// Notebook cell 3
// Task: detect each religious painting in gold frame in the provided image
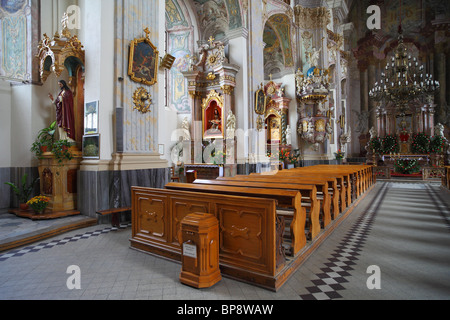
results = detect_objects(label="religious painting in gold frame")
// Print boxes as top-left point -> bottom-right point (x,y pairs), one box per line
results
128,28 -> 159,86
255,87 -> 267,115
202,90 -> 224,139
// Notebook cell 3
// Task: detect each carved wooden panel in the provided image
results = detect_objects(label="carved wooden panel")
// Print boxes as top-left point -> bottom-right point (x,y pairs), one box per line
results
171,197 -> 211,244
218,206 -> 263,260
42,168 -> 53,195
136,195 -> 167,240
67,169 -> 77,194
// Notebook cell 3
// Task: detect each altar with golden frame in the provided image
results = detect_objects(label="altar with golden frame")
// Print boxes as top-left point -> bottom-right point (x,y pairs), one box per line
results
181,37 -> 239,177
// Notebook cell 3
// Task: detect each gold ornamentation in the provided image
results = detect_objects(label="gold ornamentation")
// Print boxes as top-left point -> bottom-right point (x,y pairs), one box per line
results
128,28 -> 159,86
202,90 -> 224,110
315,119 -> 326,132
302,120 -> 309,133
256,115 -> 264,132
133,87 -> 152,114
36,17 -> 85,83
206,72 -> 216,81
294,6 -> 331,30
221,85 -> 234,95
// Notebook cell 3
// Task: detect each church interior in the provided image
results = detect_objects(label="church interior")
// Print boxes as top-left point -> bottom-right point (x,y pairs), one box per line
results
0,0 -> 449,301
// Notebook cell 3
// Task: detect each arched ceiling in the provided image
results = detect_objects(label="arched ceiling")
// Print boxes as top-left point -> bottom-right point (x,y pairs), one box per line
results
263,14 -> 294,76
166,0 -> 243,38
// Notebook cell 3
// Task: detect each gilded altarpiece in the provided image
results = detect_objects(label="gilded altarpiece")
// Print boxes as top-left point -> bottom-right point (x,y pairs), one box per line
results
33,16 -> 85,218
182,38 -> 240,176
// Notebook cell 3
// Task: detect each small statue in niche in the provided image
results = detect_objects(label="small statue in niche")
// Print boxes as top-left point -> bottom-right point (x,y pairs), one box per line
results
209,108 -> 222,132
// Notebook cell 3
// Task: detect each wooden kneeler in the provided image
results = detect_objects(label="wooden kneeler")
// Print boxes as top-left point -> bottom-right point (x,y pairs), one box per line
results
179,213 -> 222,289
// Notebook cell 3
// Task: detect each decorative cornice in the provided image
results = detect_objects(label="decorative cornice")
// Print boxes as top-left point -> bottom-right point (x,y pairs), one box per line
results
294,5 -> 331,30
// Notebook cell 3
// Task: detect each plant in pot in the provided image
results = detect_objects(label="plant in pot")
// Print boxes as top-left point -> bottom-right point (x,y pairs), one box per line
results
4,174 -> 40,211
31,121 -> 57,158
27,195 -> 51,215
52,139 -> 74,164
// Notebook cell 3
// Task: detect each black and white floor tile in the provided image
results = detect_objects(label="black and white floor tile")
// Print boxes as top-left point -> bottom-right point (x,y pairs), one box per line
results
299,183 -> 390,300
0,224 -> 131,262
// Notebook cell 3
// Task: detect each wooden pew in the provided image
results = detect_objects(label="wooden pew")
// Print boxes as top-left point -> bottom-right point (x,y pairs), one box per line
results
248,170 -> 348,212
287,165 -> 371,206
251,173 -> 340,219
130,187 -> 285,291
444,166 -> 450,190
193,177 -> 332,232
294,167 -> 353,207
165,182 -> 313,255
211,175 -> 334,224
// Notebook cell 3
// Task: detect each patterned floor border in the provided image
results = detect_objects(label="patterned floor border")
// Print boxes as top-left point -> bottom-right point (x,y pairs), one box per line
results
299,182 -> 390,300
0,224 -> 132,262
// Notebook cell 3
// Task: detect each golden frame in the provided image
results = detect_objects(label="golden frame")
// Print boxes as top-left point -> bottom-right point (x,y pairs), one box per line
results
255,87 -> 267,115
202,90 -> 225,139
128,28 -> 159,86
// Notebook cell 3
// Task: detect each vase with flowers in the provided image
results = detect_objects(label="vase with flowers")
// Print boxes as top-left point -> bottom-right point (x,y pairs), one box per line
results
27,195 -> 51,215
334,149 -> 345,162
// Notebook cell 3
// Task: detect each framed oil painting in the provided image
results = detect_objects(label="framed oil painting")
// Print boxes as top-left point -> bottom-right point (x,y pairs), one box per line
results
82,134 -> 100,159
128,28 -> 159,86
84,101 -> 99,135
255,87 -> 267,115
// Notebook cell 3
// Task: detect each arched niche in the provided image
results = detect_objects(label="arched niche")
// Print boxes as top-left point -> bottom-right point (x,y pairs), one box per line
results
36,29 -> 85,149
202,90 -> 224,140
265,106 -> 282,145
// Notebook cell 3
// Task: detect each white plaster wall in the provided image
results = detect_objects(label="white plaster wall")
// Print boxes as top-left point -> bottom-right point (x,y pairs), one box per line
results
158,0 -> 179,165
80,0 -> 115,160
0,80 -> 11,168
229,34 -> 250,163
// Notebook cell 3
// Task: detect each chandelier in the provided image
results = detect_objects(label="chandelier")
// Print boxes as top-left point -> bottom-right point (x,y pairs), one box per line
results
369,25 -> 440,116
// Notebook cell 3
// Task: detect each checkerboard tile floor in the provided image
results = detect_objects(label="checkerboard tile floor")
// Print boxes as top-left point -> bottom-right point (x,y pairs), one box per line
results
1,182 -> 449,300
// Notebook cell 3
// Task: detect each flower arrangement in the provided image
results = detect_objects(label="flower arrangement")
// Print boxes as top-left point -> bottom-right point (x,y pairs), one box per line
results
411,133 -> 430,154
382,134 -> 399,154
27,195 -> 50,214
279,149 -> 290,161
334,149 -> 345,160
369,137 -> 383,155
394,159 -> 420,175
429,135 -> 447,154
288,152 -> 299,165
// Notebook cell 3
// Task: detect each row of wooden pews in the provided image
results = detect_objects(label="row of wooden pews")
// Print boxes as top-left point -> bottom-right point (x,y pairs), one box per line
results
130,164 -> 374,291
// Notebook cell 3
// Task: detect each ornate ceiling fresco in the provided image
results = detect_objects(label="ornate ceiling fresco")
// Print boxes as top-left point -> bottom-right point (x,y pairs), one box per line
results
166,0 -> 243,37
263,14 -> 293,76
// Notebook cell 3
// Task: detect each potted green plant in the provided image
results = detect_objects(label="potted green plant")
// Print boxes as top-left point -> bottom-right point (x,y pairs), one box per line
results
30,121 -> 57,158
52,139 -> 74,164
4,174 -> 40,211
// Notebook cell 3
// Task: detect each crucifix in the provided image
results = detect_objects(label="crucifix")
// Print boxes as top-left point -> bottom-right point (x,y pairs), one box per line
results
144,27 -> 151,39
208,36 -> 215,47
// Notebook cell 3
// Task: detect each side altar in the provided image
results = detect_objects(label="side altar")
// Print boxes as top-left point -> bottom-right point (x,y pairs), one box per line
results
9,13 -> 86,220
175,37 -> 240,178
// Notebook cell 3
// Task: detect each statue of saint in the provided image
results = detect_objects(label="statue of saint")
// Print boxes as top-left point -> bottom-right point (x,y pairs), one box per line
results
307,47 -> 322,67
226,110 -> 236,139
48,80 -> 76,142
